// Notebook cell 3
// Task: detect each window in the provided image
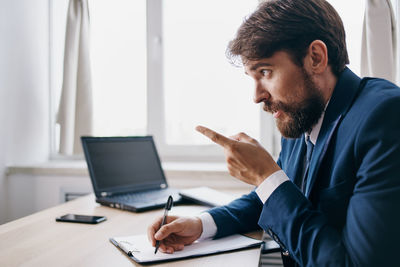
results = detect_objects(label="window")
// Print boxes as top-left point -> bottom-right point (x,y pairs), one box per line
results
163,0 -> 259,146
89,0 -> 147,137
50,0 -> 371,161
50,0 -> 261,161
50,0 -> 147,154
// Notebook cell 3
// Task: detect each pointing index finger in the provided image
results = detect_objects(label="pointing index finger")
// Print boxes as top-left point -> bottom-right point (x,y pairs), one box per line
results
195,125 -> 233,148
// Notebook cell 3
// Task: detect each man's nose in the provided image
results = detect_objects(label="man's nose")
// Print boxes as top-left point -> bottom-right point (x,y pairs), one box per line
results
253,81 -> 270,104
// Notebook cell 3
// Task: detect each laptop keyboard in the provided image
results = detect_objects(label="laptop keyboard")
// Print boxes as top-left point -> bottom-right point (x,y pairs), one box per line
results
110,189 -> 180,204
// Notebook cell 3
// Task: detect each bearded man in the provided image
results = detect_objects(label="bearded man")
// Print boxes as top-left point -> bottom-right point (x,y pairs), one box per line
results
148,1 -> 400,266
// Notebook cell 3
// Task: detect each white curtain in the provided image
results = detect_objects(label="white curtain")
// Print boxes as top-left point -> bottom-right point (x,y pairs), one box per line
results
361,0 -> 397,83
57,0 -> 93,155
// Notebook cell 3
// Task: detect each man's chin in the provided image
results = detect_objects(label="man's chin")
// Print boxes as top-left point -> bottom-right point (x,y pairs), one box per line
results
276,120 -> 304,139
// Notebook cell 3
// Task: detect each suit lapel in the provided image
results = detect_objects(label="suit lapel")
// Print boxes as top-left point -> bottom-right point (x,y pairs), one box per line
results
304,115 -> 342,196
304,68 -> 362,197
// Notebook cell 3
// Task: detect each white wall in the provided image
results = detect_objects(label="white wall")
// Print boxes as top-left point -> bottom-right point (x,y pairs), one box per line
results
0,0 -> 50,224
6,172 -> 92,222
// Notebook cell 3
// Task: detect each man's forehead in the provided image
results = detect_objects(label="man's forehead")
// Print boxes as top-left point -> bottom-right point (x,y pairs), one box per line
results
243,51 -> 294,71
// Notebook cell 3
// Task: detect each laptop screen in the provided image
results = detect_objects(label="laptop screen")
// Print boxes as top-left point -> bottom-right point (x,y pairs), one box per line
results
82,136 -> 167,196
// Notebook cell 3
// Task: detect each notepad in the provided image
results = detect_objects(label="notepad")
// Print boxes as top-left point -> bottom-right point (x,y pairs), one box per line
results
110,234 -> 263,264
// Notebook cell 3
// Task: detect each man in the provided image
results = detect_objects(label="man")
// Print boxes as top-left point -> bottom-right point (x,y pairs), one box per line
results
148,0 -> 400,266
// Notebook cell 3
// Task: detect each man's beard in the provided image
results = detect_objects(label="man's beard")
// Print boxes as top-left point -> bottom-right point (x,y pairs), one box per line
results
263,70 -> 325,139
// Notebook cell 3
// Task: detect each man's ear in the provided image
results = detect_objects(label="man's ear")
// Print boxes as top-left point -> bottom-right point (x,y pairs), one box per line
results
304,40 -> 328,74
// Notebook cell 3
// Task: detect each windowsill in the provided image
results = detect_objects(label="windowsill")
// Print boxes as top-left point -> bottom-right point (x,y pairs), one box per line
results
5,160 -> 228,177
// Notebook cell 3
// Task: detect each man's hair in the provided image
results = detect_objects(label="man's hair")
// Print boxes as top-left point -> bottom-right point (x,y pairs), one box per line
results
227,0 -> 349,76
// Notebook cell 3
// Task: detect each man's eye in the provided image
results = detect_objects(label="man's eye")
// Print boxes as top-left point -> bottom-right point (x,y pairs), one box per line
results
261,70 -> 271,76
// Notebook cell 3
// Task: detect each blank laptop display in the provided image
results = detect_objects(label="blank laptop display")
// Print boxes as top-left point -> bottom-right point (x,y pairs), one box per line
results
81,136 -> 182,212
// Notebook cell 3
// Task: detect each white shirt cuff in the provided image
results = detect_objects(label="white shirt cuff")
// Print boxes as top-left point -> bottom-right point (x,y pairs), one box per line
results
196,212 -> 217,240
256,170 -> 289,203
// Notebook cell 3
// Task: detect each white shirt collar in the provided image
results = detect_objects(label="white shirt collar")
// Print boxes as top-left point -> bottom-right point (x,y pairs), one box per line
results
305,112 -> 324,145
305,100 -> 330,145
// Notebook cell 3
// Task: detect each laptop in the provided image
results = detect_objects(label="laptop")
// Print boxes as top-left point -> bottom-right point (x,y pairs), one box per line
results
81,136 -> 182,212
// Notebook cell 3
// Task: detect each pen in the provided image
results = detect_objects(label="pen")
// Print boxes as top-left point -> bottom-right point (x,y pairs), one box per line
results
154,195 -> 173,254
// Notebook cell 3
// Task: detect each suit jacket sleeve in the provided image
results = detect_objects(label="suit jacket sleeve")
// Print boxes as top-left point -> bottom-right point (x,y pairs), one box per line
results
259,97 -> 400,266
207,154 -> 283,238
207,190 -> 262,238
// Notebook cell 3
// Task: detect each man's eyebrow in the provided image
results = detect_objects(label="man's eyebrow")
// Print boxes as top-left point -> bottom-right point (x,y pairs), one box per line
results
249,62 -> 273,71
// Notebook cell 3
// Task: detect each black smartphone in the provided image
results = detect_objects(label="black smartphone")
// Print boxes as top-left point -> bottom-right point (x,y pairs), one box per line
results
55,214 -> 106,224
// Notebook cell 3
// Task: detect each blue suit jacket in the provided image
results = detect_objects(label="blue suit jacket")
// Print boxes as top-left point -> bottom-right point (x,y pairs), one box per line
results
208,68 -> 400,266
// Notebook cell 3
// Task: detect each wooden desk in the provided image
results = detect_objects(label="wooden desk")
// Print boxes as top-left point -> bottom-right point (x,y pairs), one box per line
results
0,194 -> 262,267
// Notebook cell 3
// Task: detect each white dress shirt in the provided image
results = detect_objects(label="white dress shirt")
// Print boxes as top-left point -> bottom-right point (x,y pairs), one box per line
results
197,111 -> 326,240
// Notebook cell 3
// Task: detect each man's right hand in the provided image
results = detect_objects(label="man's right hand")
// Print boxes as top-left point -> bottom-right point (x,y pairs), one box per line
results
147,215 -> 203,254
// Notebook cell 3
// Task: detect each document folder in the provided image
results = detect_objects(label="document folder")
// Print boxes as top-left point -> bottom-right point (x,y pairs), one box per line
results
110,234 -> 263,264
